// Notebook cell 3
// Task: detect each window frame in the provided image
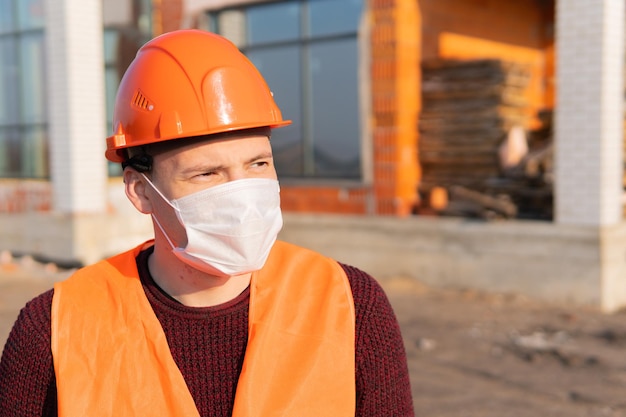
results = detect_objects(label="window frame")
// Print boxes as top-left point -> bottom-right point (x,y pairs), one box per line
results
206,0 -> 368,184
0,0 -> 47,179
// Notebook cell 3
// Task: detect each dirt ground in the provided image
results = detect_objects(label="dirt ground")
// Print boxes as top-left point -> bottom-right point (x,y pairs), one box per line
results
381,277 -> 626,417
3,256 -> 626,417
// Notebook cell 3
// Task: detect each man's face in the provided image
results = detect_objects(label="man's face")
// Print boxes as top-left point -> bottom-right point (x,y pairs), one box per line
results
149,133 -> 277,200
136,133 -> 277,249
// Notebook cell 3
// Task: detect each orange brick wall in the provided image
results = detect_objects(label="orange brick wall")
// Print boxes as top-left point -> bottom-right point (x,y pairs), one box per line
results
0,180 -> 51,212
280,186 -> 371,214
420,0 -> 555,128
421,0 -> 553,59
370,0 -> 421,215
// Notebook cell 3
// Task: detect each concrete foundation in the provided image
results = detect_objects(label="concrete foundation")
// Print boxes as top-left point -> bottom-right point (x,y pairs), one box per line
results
280,214 -> 626,313
0,182 -> 152,267
2,210 -> 626,312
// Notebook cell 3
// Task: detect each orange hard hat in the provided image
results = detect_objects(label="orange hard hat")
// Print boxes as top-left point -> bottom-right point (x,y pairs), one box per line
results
105,29 -> 291,162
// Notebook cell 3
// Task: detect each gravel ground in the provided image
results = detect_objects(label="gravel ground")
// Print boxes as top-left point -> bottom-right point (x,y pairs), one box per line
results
3,254 -> 626,416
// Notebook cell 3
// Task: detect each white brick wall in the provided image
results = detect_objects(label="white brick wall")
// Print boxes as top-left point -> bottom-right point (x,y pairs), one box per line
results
555,0 -> 625,226
45,0 -> 108,214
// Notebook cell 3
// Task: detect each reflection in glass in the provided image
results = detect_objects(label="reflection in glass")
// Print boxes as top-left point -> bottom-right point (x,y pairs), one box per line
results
0,38 -> 18,125
248,46 -> 303,177
0,0 -> 15,33
0,128 -> 18,176
0,126 -> 47,178
247,2 -> 300,45
104,29 -> 120,135
309,39 -> 360,178
308,0 -> 362,37
18,0 -> 44,30
19,33 -> 45,124
21,126 -> 47,178
103,30 -> 119,64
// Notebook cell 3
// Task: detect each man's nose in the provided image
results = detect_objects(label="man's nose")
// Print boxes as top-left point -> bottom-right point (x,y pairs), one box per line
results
226,168 -> 248,182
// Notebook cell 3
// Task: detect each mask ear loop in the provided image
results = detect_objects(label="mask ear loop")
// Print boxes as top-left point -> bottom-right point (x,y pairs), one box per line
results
150,212 -> 180,251
140,173 -> 184,251
140,173 -> 178,211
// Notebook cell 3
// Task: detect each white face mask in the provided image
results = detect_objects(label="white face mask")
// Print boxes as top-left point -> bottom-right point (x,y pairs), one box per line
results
142,175 -> 283,277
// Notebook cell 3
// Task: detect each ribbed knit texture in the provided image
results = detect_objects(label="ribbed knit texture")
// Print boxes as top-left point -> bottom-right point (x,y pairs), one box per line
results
0,248 -> 414,416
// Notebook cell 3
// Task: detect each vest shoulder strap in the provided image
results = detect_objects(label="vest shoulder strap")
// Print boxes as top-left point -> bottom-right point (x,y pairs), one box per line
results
235,240 -> 355,417
51,242 -> 200,417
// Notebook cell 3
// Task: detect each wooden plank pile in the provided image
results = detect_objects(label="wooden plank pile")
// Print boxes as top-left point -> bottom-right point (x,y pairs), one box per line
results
419,59 -> 530,187
417,59 -> 554,220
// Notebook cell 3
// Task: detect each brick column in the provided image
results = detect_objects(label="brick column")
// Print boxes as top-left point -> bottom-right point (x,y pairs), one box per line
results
369,0 -> 420,216
554,0 -> 624,225
45,0 -> 107,214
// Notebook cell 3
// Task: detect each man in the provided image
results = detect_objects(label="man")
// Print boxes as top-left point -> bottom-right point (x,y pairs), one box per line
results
0,30 -> 414,416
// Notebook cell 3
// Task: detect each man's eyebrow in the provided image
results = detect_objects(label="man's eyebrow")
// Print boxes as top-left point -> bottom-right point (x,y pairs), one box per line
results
179,152 -> 274,175
180,163 -> 225,175
246,151 -> 273,164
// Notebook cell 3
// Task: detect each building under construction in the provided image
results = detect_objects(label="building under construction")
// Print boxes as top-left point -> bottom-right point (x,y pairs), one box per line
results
2,0 -> 626,311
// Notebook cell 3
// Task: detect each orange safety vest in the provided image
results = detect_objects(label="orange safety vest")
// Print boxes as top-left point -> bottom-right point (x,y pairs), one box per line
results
51,240 -> 355,416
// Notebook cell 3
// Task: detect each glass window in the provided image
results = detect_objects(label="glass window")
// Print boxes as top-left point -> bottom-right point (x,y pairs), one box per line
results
248,46 -> 303,177
247,2 -> 300,45
309,39 -> 360,178
137,0 -> 153,35
17,0 -> 44,30
104,28 -> 123,177
105,69 -> 118,130
103,29 -> 119,64
0,127 -> 19,176
0,0 -> 46,179
0,37 -> 19,125
19,33 -> 45,124
20,126 -> 47,177
106,63 -> 123,177
308,0 -> 362,37
0,126 -> 46,178
213,0 -> 363,180
104,29 -> 120,134
0,0 -> 15,33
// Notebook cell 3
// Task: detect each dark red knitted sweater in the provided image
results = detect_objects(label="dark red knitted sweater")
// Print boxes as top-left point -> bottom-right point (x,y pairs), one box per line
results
0,248 -> 414,416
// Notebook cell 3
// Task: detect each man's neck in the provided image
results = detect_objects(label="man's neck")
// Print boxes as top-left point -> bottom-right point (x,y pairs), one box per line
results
147,243 -> 252,307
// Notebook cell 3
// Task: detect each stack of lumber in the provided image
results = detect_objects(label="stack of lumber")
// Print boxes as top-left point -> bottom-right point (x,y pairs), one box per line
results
419,59 -> 531,188
417,59 -> 555,220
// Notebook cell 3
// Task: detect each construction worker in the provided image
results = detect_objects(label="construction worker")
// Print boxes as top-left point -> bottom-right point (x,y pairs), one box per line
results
0,30 -> 414,416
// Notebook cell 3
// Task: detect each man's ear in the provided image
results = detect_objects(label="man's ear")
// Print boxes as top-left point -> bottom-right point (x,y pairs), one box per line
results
124,168 -> 153,214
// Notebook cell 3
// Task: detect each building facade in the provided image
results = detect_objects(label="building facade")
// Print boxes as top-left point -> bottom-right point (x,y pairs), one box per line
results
2,0 -> 626,310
